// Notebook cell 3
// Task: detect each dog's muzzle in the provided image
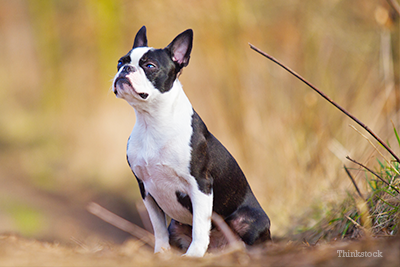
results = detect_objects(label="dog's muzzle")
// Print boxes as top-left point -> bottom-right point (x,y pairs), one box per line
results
114,66 -> 149,100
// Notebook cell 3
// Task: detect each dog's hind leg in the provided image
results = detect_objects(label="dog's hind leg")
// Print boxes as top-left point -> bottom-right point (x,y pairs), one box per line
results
226,205 -> 271,246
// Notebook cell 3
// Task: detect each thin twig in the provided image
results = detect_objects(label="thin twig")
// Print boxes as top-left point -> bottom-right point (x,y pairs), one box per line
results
387,0 -> 400,16
211,212 -> 244,251
346,156 -> 400,194
344,165 -> 364,199
249,43 -> 400,163
87,202 -> 155,248
345,215 -> 363,229
344,214 -> 371,237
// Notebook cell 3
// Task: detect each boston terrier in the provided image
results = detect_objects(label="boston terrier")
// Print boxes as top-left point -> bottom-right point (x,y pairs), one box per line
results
113,26 -> 271,257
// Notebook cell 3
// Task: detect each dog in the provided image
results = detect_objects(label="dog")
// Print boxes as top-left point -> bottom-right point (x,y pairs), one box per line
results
113,26 -> 271,257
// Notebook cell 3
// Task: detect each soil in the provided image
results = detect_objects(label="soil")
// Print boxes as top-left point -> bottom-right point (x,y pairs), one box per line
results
1,234 -> 398,266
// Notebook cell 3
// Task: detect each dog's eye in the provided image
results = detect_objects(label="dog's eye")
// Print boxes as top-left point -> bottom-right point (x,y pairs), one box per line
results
145,63 -> 156,69
117,61 -> 123,70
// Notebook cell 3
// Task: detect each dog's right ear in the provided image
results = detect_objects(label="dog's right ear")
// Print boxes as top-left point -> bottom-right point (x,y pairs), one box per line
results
132,26 -> 148,48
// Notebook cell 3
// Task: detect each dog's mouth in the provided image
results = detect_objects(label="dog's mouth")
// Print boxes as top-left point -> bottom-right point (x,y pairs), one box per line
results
114,77 -> 149,100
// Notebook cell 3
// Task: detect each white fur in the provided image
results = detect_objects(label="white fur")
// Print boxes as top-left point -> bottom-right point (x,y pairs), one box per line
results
185,188 -> 213,256
143,193 -> 170,253
114,47 -> 154,107
114,47 -> 212,257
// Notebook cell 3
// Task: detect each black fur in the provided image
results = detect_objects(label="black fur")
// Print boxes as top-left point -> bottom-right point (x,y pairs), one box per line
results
176,191 -> 193,213
169,110 -> 271,247
132,26 -> 148,48
139,49 -> 179,93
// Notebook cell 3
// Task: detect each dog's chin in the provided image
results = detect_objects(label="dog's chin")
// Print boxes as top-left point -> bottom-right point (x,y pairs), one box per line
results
114,77 -> 149,100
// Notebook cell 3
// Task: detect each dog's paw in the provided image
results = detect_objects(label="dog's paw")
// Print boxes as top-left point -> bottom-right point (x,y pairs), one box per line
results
183,244 -> 207,257
154,241 -> 171,254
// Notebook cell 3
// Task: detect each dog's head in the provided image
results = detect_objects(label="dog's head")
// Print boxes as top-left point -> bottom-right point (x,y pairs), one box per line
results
113,26 -> 193,108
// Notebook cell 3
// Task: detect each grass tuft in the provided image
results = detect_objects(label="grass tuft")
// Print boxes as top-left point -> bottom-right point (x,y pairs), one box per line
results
291,127 -> 400,244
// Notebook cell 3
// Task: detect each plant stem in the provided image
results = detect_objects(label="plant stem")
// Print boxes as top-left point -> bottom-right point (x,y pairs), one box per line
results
344,165 -> 364,199
346,156 -> 400,194
249,43 -> 400,163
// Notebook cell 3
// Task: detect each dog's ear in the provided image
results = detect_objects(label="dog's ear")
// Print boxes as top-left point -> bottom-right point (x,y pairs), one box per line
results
166,29 -> 193,68
132,26 -> 148,48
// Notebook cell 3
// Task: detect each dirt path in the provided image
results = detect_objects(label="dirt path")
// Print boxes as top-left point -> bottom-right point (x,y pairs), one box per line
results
1,234 -> 398,266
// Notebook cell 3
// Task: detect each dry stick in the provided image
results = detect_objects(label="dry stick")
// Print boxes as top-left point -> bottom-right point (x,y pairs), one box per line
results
88,203 -> 242,252
387,0 -> 400,16
87,202 -> 155,248
345,215 -> 363,229
346,156 -> 400,194
343,165 -> 364,199
249,43 -> 400,164
211,212 -> 244,251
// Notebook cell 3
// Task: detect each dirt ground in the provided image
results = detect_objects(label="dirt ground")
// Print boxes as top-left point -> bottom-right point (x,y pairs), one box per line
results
1,234 -> 398,267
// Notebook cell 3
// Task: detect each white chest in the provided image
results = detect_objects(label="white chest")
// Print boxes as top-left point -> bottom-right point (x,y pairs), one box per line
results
127,101 -> 195,225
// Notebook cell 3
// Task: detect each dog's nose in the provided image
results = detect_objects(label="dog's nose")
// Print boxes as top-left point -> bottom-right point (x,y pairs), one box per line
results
122,65 -> 136,73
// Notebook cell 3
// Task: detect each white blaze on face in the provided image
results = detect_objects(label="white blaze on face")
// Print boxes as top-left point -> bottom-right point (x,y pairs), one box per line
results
113,47 -> 154,104
129,47 -> 151,65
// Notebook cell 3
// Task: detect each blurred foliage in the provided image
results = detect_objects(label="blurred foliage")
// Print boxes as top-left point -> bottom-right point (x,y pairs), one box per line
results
0,0 -> 399,241
7,202 -> 46,236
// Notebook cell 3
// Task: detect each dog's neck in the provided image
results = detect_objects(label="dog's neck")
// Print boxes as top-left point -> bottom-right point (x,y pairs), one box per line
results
132,79 -> 193,133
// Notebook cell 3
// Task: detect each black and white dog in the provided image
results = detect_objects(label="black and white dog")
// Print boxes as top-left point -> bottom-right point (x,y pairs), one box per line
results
113,26 -> 271,257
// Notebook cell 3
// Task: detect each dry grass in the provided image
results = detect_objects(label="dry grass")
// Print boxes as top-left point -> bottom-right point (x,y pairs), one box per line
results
290,137 -> 400,245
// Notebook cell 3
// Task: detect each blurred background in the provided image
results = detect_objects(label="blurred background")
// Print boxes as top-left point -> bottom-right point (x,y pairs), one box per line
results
0,0 -> 398,243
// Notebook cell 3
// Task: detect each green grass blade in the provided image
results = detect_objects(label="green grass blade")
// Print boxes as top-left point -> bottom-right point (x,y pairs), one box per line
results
393,124 -> 400,149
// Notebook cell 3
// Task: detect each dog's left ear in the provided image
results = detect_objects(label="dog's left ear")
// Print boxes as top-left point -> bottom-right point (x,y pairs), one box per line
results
166,29 -> 193,68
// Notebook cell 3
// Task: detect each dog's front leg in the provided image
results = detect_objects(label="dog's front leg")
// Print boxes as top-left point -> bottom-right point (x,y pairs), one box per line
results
143,194 -> 170,253
184,189 -> 213,257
